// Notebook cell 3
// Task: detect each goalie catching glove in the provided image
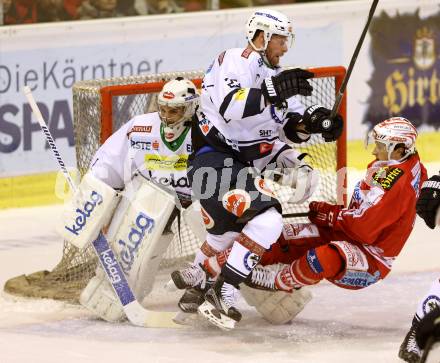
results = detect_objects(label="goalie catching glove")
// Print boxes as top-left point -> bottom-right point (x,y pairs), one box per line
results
302,105 -> 344,142
261,68 -> 314,107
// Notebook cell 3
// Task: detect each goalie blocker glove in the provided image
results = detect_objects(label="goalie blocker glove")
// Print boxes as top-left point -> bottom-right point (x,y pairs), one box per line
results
261,68 -> 314,107
416,174 -> 440,229
302,105 -> 344,142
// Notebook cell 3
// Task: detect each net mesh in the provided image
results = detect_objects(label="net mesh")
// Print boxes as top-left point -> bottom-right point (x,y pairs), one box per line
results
3,68 -> 346,302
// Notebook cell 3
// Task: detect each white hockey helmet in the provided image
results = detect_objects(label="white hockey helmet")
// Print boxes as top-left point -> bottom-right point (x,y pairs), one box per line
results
245,9 -> 294,53
367,117 -> 418,160
157,77 -> 199,141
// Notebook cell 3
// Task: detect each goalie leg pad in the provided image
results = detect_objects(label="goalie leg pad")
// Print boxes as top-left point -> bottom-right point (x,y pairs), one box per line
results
80,179 -> 176,322
240,283 -> 312,325
111,179 -> 176,300
79,267 -> 125,323
57,172 -> 120,249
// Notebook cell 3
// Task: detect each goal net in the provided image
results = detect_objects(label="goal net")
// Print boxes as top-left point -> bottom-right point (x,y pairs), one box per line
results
4,67 -> 347,303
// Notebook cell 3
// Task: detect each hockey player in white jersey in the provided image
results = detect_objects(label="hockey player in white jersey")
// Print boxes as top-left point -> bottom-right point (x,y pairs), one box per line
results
170,9 -> 343,330
399,173 -> 440,363
74,77 -> 200,322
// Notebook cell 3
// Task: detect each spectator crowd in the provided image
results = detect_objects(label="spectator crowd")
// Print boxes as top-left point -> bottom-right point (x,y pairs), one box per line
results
1,0 -> 324,25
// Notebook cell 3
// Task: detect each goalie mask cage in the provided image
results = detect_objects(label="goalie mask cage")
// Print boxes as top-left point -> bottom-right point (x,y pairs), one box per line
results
4,67 -> 347,303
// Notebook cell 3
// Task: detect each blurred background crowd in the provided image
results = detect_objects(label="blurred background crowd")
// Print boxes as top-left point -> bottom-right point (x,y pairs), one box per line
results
1,0 -> 332,25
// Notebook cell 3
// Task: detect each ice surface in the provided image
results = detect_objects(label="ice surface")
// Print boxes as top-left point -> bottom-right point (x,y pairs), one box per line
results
0,181 -> 439,362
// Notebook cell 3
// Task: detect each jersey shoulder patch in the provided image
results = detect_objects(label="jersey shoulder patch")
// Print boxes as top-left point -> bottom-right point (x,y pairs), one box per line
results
371,167 -> 404,191
241,48 -> 253,59
218,51 -> 226,65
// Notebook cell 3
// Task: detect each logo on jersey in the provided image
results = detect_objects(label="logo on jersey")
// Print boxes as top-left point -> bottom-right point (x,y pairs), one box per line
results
254,177 -> 275,198
200,207 -> 215,229
259,143 -> 273,154
146,170 -> 190,189
127,125 -> 152,138
371,167 -> 404,190
130,140 -> 152,150
222,189 -> 251,217
162,92 -> 175,99
145,154 -> 188,171
199,118 -> 212,136
259,129 -> 272,137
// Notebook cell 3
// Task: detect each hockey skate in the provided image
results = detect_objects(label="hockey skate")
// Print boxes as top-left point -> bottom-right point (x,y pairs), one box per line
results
244,265 -> 278,291
244,264 -> 298,292
171,263 -> 208,290
399,318 -> 422,363
198,275 -> 242,331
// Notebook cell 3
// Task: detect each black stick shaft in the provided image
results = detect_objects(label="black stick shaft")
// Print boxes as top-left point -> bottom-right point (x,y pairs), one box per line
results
330,0 -> 379,118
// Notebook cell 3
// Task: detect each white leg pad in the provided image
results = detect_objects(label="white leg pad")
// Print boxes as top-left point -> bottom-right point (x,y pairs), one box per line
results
80,267 -> 125,323
240,284 -> 312,325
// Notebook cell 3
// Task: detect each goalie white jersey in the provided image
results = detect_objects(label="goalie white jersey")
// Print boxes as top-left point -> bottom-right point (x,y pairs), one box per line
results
198,47 -> 305,167
90,112 -> 192,196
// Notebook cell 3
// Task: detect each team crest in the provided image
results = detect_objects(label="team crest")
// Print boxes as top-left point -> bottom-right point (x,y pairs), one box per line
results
222,189 -> 251,217
413,27 -> 436,71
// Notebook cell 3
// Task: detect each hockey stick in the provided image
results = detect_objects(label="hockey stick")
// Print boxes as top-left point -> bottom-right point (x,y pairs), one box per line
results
283,1 -> 379,218
23,87 -> 76,191
24,86 -> 183,329
282,211 -> 308,218
330,0 -> 378,118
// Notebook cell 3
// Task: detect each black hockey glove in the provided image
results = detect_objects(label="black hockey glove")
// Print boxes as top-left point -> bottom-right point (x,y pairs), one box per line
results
416,174 -> 440,229
302,105 -> 344,142
261,68 -> 314,107
283,112 -> 311,144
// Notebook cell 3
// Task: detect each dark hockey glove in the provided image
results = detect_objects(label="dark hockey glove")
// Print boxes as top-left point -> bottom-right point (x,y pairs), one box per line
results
261,68 -> 314,107
283,112 -> 311,143
302,105 -> 344,142
416,174 -> 440,229
308,201 -> 342,228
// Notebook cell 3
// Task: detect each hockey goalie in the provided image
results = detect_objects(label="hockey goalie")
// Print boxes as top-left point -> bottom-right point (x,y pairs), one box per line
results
59,77 -> 202,322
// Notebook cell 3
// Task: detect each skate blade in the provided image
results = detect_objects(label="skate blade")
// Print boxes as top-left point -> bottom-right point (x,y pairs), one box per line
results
197,301 -> 236,331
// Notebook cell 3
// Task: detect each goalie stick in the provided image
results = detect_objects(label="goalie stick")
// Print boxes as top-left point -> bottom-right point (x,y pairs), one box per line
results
284,0 -> 379,219
23,86 -> 183,329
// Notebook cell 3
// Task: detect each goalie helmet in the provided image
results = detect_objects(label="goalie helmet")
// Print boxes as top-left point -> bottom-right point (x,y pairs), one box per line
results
157,77 -> 199,142
367,117 -> 418,160
245,9 -> 294,53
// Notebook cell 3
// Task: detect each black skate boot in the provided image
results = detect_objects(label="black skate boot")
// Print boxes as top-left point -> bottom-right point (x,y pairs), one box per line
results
178,287 -> 208,313
171,263 -> 208,290
198,275 -> 242,331
399,316 -> 422,363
